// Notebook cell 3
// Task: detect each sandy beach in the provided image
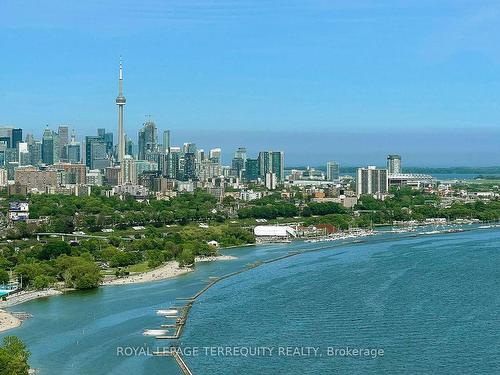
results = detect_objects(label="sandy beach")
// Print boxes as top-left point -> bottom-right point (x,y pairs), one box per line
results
0,310 -> 21,333
103,255 -> 238,285
102,260 -> 192,285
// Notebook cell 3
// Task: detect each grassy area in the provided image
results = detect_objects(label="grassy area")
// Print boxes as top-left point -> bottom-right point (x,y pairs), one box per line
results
125,262 -> 150,273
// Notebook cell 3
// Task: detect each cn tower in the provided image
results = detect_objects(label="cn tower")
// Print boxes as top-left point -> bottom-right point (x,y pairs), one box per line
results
116,59 -> 126,163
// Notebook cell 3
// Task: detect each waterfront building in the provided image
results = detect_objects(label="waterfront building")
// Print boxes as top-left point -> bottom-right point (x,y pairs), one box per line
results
326,161 -> 340,181
356,166 -> 388,198
387,154 -> 402,174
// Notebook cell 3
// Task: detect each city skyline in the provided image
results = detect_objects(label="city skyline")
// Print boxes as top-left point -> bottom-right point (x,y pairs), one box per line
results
2,1 -> 500,166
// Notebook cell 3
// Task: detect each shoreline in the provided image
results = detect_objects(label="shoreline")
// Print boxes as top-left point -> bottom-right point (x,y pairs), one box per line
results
102,260 -> 192,286
0,310 -> 21,333
194,255 -> 237,262
0,289 -> 63,309
1,226 -> 489,310
102,255 -> 239,286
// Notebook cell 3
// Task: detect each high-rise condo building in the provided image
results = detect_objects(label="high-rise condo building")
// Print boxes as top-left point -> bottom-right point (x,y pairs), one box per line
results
41,128 -> 59,165
0,127 -> 22,149
231,147 -> 247,177
120,155 -> 136,184
245,158 -> 259,181
209,148 -> 222,165
138,121 -> 158,160
58,125 -> 69,161
163,130 -> 170,153
326,161 -> 340,181
356,166 -> 388,198
258,151 -> 284,182
387,154 -> 402,174
66,131 -> 81,164
85,135 -> 108,170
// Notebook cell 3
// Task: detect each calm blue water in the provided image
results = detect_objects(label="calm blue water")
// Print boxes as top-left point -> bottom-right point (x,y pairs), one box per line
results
3,229 -> 500,374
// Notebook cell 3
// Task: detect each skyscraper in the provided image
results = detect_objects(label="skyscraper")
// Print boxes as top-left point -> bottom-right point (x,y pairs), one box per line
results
245,158 -> 259,181
163,130 -> 170,153
121,155 -> 137,184
138,121 -> 158,160
116,60 -> 126,163
209,148 -> 222,165
85,136 -> 107,170
66,131 -> 81,164
231,147 -> 247,177
12,128 -> 22,148
258,151 -> 284,182
42,128 -> 59,165
387,154 -> 402,174
356,166 -> 388,197
183,152 -> 197,180
326,161 -> 340,181
58,125 -> 69,161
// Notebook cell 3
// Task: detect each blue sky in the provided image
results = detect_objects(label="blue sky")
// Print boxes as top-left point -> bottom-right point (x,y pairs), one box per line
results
1,1 -> 500,166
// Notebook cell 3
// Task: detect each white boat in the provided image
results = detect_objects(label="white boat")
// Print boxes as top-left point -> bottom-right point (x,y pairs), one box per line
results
143,329 -> 168,336
156,309 -> 178,316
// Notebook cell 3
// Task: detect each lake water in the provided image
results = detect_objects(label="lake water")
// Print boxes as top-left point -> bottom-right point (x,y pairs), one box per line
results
3,228 -> 500,374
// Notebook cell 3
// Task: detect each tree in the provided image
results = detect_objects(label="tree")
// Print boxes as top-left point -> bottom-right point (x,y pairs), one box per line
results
178,249 -> 194,267
37,240 -> 72,260
56,255 -> 103,289
0,269 -> 9,285
0,336 -> 30,375
32,275 -> 55,290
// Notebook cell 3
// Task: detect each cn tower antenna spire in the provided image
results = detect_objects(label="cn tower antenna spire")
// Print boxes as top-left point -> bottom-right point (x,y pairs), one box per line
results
116,57 -> 126,164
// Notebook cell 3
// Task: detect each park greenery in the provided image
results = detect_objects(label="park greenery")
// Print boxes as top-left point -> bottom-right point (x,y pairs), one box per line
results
2,186 -> 500,292
0,336 -> 30,375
